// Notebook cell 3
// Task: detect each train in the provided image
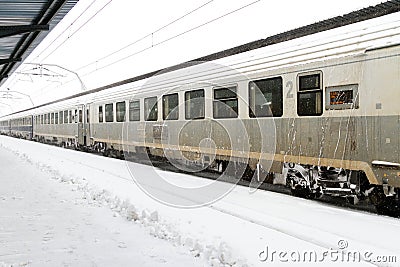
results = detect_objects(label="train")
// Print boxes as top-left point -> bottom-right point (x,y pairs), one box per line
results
1,1 -> 400,214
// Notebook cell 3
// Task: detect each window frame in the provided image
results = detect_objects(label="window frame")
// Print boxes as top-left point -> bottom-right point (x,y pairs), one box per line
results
185,89 -> 205,120
129,100 -> 140,121
325,84 -> 359,110
248,76 -> 283,118
98,106 -> 103,123
144,96 -> 158,121
62,110 -> 67,124
58,111 -> 63,124
213,85 -> 238,119
116,101 -> 126,122
79,110 -> 83,123
297,71 -> 323,116
162,93 -> 179,120
105,103 -> 114,122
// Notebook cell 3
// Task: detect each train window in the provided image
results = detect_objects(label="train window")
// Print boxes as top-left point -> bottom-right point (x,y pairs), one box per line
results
86,109 -> 89,123
50,113 -> 54,124
325,84 -> 359,110
74,110 -> 78,123
185,89 -> 204,120
144,97 -> 158,121
129,100 -> 140,121
249,77 -> 283,117
297,72 -> 323,116
105,104 -> 114,122
163,93 -> 178,120
299,74 -> 320,91
64,110 -> 68,124
69,110 -> 72,123
79,110 -> 83,123
40,115 -> 43,125
59,111 -> 63,124
55,112 -> 59,124
213,86 -> 238,119
116,101 -> 126,122
98,106 -> 103,123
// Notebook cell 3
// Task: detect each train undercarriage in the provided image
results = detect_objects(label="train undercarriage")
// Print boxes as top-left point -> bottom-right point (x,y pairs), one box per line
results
282,163 -> 400,215
90,141 -> 400,216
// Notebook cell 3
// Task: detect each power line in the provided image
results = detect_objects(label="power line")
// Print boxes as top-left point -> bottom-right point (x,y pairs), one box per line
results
76,0 -> 215,71
80,0 -> 262,77
34,0 -> 98,60
13,0 -> 261,101
40,0 -> 113,62
29,0 -> 217,98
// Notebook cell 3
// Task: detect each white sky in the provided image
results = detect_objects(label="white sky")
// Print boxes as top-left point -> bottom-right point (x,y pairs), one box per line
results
0,0 -> 385,115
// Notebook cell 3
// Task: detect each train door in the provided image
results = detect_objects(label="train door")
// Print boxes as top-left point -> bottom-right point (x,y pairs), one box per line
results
77,105 -> 87,146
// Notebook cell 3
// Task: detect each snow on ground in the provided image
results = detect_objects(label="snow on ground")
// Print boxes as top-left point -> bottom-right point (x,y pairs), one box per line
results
1,135 -> 400,267
0,138 -> 204,267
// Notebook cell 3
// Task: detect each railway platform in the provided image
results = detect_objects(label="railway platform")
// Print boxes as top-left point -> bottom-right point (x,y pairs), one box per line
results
0,143 -> 202,267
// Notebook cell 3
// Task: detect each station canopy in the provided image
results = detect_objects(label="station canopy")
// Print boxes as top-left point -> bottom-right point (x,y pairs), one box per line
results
0,0 -> 79,86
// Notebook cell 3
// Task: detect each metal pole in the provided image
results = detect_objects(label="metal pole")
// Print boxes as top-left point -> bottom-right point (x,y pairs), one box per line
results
23,63 -> 87,92
0,89 -> 34,106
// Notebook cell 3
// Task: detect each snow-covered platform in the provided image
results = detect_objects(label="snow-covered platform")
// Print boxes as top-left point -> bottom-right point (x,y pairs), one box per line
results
1,135 -> 400,266
0,138 -> 203,267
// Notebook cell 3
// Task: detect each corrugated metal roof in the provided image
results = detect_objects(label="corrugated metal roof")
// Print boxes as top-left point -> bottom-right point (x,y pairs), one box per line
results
0,0 -> 79,85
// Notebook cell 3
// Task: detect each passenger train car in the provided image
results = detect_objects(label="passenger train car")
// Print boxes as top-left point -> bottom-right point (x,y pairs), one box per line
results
1,1 -> 400,213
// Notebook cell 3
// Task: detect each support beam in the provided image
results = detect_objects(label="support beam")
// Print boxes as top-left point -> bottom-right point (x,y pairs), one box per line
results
0,25 -> 49,38
0,58 -> 22,65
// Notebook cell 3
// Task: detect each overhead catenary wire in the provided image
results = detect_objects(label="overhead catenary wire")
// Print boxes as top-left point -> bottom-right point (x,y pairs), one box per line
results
76,0 -> 216,72
29,0 -> 214,98
33,0 -> 98,61
80,0 -> 262,77
31,0 -> 260,99
39,0 -> 113,62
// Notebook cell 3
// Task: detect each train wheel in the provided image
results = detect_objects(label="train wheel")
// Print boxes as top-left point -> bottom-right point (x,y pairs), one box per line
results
369,186 -> 400,216
216,161 -> 226,174
290,185 -> 315,199
241,165 -> 255,182
375,196 -> 399,216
